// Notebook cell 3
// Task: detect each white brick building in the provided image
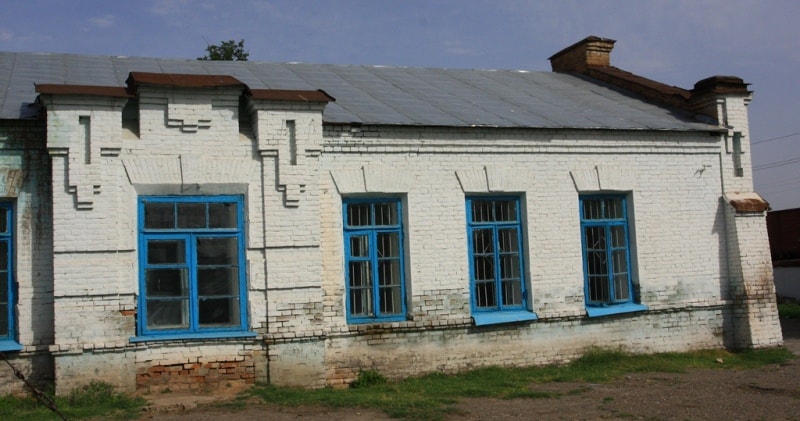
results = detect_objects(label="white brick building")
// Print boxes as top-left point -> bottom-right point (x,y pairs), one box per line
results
0,36 -> 782,394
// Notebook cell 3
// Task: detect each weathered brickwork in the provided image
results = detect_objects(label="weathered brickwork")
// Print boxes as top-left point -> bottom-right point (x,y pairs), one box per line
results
303,125 -> 751,386
0,121 -> 53,394
321,307 -> 727,386
135,342 -> 260,393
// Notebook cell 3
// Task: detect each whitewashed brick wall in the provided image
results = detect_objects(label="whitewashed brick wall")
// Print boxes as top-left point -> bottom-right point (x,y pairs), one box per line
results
22,82 -> 780,394
0,121 -> 53,395
305,125 -> 770,385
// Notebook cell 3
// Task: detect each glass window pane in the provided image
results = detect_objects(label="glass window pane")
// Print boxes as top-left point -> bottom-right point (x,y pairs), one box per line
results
610,226 -> 626,248
144,202 -> 174,229
585,226 -> 606,252
197,237 -> 238,265
471,200 -> 493,222
147,240 -> 185,264
607,198 -> 623,219
0,208 -> 7,233
377,233 -> 399,258
199,297 -> 239,326
475,280 -> 497,308
378,259 -> 400,287
147,299 -> 188,329
349,261 -> 372,288
349,262 -> 373,316
0,241 -> 7,271
500,254 -> 520,280
374,202 -> 398,225
614,274 -> 630,301
177,203 -> 206,228
472,229 -> 494,254
379,286 -> 401,314
589,275 -> 609,302
0,303 -> 7,336
140,197 -> 245,333
498,228 -> 519,253
208,202 -> 238,228
494,200 -> 517,222
347,203 -> 370,227
474,255 -> 495,281
582,196 -> 632,306
350,288 -> 372,316
145,269 -> 187,297
198,268 -> 238,295
587,250 -> 607,277
343,199 -> 404,320
0,277 -> 7,303
502,279 -> 522,306
583,199 -> 597,220
613,250 -> 628,275
349,235 -> 370,258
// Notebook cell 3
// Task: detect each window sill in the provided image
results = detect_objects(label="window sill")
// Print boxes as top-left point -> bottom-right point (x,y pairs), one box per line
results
347,315 -> 407,325
586,303 -> 648,318
0,340 -> 23,352
130,331 -> 257,343
472,311 -> 538,326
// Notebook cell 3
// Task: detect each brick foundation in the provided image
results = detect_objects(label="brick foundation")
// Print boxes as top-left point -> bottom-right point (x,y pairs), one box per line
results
136,358 -> 256,393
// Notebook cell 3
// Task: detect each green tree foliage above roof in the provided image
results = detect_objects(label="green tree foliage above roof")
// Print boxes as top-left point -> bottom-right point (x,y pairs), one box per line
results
198,39 -> 249,61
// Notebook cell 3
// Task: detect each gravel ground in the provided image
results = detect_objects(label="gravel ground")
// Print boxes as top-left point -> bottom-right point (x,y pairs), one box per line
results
141,320 -> 800,420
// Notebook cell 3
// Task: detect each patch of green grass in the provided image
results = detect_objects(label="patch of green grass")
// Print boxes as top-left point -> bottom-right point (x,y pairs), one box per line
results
778,302 -> 800,319
0,394 -> 50,421
0,381 -> 146,420
350,369 -> 387,389
246,347 -> 794,420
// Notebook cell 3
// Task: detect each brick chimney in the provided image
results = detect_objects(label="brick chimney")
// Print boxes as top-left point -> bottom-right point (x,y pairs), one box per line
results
548,36 -> 616,73
549,36 -> 691,109
689,76 -> 751,122
548,36 -> 753,125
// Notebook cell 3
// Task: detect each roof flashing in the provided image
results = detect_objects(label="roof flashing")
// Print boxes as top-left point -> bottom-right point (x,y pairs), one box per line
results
126,72 -> 247,91
248,89 -> 334,103
35,84 -> 132,98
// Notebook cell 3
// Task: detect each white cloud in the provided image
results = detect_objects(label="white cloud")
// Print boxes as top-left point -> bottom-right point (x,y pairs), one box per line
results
0,29 -> 11,41
149,0 -> 216,16
442,40 -> 478,57
88,15 -> 115,29
149,0 -> 186,16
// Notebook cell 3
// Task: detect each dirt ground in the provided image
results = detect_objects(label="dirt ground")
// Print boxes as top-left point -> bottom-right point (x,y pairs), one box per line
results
142,320 -> 800,420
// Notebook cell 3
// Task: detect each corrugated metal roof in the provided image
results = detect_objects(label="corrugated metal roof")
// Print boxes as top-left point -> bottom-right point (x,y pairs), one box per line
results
0,51 -> 717,131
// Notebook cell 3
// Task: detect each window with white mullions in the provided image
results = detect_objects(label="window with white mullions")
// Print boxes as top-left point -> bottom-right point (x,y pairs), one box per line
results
138,196 -> 247,338
343,199 -> 406,323
466,197 -> 527,313
580,195 -> 633,306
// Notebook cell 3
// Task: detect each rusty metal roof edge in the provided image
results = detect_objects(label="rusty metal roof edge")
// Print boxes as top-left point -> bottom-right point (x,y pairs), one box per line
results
126,72 -> 247,90
34,83 -> 132,98
248,88 -> 335,102
725,192 -> 770,213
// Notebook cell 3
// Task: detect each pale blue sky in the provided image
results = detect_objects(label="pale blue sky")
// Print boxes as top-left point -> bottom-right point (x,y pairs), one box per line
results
2,0 -> 798,209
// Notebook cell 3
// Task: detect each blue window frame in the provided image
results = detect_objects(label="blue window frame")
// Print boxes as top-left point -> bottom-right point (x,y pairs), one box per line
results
0,202 -> 20,351
580,195 -> 646,316
466,197 -> 534,324
343,198 -> 406,323
136,196 -> 251,340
